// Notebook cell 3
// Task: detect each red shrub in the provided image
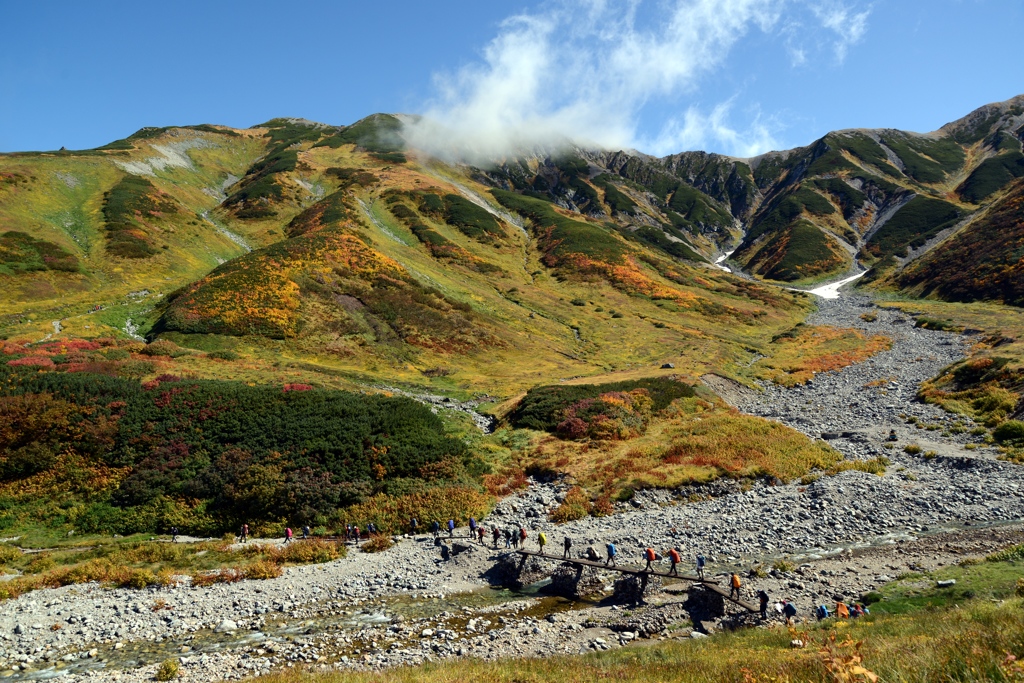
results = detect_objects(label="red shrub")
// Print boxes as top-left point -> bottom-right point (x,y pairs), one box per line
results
283,383 -> 314,392
7,356 -> 55,368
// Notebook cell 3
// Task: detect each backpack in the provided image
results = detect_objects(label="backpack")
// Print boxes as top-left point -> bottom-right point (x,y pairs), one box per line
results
668,549 -> 681,563
607,543 -> 617,556
520,528 -> 527,539
784,602 -> 797,617
697,554 -> 706,567
731,574 -> 741,588
645,548 -> 656,561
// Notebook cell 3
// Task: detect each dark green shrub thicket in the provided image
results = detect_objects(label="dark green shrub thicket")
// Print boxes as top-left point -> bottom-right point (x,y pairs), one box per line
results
102,176 -> 175,258
255,119 -> 326,147
491,189 -> 628,266
226,120 -> 328,214
957,152 -> 1024,203
833,133 -> 902,177
371,152 -> 407,164
746,186 -> 835,243
592,174 -> 637,214
287,190 -> 353,237
667,184 -> 733,230
510,377 -> 695,432
315,114 -> 404,153
812,178 -> 866,220
626,225 -> 705,262
0,366 -> 471,533
442,194 -> 504,240
0,231 -> 79,275
565,177 -> 600,211
950,112 -> 1002,144
866,196 -> 963,258
759,220 -> 843,282
881,133 -> 966,182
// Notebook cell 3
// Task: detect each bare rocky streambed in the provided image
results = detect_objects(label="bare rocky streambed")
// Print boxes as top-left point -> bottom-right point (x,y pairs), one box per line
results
2,294 -> 1023,681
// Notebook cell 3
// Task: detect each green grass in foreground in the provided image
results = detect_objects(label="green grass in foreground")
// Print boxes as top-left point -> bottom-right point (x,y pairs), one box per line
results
254,600 -> 1024,682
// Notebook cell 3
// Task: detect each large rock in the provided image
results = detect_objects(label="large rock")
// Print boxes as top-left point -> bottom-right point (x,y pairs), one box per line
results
612,573 -> 662,604
547,562 -> 605,599
683,584 -> 726,629
214,619 -> 238,633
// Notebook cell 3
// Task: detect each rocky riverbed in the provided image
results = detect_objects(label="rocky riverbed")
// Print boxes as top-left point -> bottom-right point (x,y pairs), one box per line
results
1,294 -> 1022,681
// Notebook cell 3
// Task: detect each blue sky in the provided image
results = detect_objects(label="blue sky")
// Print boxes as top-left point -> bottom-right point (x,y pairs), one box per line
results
1,0 -> 1021,156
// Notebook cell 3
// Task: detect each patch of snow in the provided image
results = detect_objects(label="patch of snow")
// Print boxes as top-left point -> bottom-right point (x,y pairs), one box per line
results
805,271 -> 867,299
713,249 -> 735,273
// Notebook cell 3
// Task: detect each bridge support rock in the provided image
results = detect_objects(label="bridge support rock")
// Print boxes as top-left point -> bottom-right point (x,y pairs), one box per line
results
549,562 -> 605,599
683,584 -> 725,632
612,573 -> 662,604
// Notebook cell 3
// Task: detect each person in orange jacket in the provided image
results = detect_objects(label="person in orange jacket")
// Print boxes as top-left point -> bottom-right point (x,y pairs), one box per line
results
729,572 -> 742,600
667,548 -> 681,576
644,547 -> 657,571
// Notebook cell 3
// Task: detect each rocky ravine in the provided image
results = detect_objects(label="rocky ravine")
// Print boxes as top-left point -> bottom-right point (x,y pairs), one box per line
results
2,294 -> 1023,682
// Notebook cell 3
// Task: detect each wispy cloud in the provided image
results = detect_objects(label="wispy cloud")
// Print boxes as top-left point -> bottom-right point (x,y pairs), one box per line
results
404,0 -> 869,161
645,100 -> 782,158
810,1 -> 871,63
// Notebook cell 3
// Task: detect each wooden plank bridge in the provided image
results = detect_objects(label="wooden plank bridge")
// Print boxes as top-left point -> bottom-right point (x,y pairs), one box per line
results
514,549 -> 759,612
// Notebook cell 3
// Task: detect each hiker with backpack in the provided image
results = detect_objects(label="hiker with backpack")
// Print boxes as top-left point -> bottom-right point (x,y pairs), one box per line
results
729,572 -> 742,600
816,604 -> 830,621
469,517 -> 477,538
504,528 -> 512,548
285,527 -> 293,544
696,553 -> 707,581
783,600 -> 798,625
431,520 -> 440,538
492,527 -> 501,548
448,519 -> 455,538
667,548 -> 681,576
538,531 -> 548,554
605,542 -> 617,567
477,525 -> 486,544
644,547 -> 657,571
519,527 -> 527,548
563,536 -> 572,558
757,590 -> 770,619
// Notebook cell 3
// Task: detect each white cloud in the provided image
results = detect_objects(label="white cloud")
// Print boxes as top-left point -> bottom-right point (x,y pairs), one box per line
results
403,0 -> 868,161
645,100 -> 781,158
810,1 -> 870,63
